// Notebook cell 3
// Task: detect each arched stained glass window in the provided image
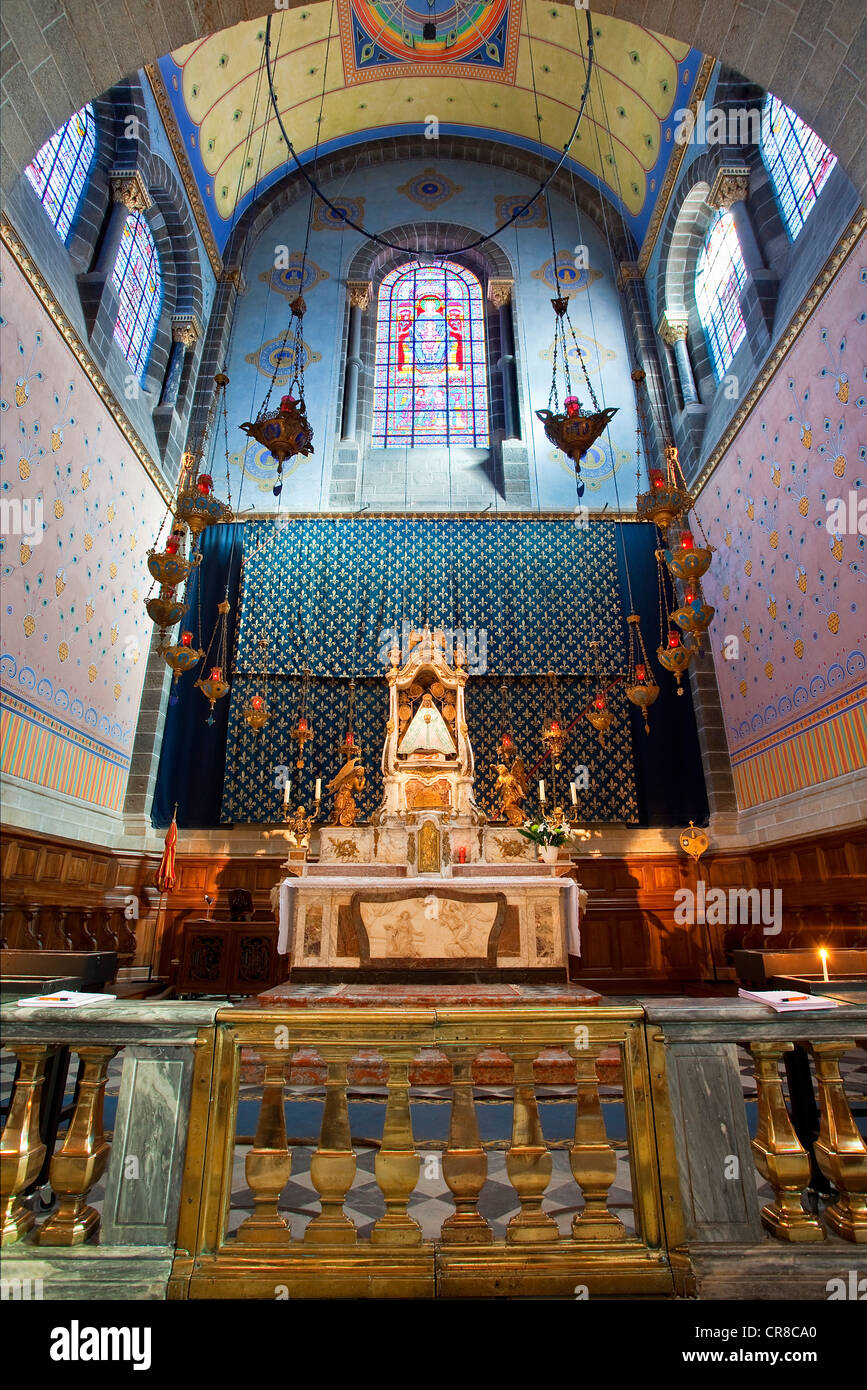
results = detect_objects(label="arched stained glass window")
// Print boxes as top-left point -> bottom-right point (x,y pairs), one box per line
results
24,103 -> 96,243
372,260 -> 489,448
111,212 -> 162,379
695,210 -> 748,382
761,94 -> 837,240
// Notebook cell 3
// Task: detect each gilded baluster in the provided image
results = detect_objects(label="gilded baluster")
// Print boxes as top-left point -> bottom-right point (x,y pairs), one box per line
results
441,1046 -> 492,1244
0,1045 -> 48,1245
305,1049 -> 357,1245
811,1042 -> 867,1243
749,1042 -> 824,1242
505,1047 -> 557,1244
36,1046 -> 117,1246
236,1050 -> 293,1245
371,1051 -> 422,1246
570,1047 -> 626,1241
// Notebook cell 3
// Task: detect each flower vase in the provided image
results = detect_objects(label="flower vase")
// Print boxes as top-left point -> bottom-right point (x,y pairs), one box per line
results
539,845 -> 559,864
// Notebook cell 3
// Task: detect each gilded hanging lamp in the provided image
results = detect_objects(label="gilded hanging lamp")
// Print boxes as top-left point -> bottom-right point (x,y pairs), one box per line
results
624,613 -> 660,732
240,295 -> 314,498
535,200 -> 617,495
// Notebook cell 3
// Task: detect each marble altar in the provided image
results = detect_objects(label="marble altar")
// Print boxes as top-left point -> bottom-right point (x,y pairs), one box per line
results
273,627 -> 586,982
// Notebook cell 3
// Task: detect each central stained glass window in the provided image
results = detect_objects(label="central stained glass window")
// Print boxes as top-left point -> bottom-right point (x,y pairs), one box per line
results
372,260 -> 490,448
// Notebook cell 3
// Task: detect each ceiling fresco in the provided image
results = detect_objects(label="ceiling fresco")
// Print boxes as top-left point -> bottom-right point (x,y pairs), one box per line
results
155,4 -> 704,254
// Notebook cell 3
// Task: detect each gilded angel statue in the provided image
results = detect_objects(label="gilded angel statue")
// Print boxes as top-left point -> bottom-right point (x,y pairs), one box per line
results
493,757 -> 528,827
327,757 -> 366,827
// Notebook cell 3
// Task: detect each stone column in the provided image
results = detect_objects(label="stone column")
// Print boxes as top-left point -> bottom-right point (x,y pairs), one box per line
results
160,315 -> 201,409
658,312 -> 698,406
708,165 -> 777,343
488,278 -> 519,440
79,168 -> 152,337
616,261 -> 672,464
341,281 -> 371,442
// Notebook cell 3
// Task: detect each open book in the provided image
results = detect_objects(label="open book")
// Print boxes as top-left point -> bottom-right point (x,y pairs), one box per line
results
738,988 -> 842,1012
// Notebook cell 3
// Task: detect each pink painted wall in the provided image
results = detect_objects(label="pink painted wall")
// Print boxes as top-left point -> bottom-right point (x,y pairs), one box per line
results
700,234 -> 866,809
1,247 -> 165,812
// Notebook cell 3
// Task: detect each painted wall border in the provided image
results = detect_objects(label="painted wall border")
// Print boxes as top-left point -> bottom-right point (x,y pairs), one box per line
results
636,55 -> 716,277
144,64 -> 223,280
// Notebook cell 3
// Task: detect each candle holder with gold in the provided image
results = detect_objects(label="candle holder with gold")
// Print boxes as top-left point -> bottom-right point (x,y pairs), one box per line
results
659,527 -> 713,583
624,613 -> 659,733
585,640 -> 614,746
240,296 -> 314,499
164,630 -> 204,701
671,582 -> 715,651
636,443 -> 692,529
656,628 -> 694,693
242,693 -> 272,732
195,665 -> 230,723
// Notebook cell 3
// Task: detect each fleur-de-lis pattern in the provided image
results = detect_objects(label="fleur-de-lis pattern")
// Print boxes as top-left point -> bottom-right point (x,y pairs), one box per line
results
220,517 -> 639,824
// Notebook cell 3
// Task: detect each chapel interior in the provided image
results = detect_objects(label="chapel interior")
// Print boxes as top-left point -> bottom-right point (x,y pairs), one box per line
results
0,0 -> 865,1306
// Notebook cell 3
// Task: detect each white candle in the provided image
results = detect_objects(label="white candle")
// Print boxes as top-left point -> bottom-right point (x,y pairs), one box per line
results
570,781 -> 578,805
819,948 -> 829,983
283,779 -> 291,806
315,777 -> 322,802
539,780 -> 546,803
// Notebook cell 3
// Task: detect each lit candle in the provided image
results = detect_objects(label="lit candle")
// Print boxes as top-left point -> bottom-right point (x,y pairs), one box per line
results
819,948 -> 829,983
314,777 -> 322,802
210,666 -> 222,681
635,663 -> 646,682
668,632 -> 681,649
570,782 -> 578,805
283,779 -> 292,806
680,530 -> 694,550
539,780 -> 546,803
180,631 -> 193,647
594,695 -> 605,710
251,695 -> 263,710
165,537 -> 179,555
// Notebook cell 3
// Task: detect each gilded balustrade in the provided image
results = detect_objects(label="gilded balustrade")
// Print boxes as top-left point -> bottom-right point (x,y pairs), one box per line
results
749,1041 -> 825,1241
2,1000 -> 864,1297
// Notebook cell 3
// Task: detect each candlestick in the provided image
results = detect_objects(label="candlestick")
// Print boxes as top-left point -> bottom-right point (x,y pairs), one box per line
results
283,779 -> 292,806
570,781 -> 578,805
819,948 -> 829,983
538,780 -> 546,803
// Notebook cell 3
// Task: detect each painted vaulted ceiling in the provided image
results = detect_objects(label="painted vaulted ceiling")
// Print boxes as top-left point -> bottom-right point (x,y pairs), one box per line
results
154,2 -> 706,255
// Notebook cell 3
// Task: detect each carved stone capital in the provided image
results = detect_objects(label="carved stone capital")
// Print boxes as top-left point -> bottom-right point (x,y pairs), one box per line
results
108,168 -> 152,213
708,165 -> 751,211
616,262 -> 641,291
171,314 -> 201,350
657,312 -> 690,346
487,278 -> 514,309
346,280 -> 373,310
221,265 -> 247,293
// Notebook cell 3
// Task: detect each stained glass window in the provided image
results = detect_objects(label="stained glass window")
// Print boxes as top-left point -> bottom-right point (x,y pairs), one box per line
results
111,212 -> 162,379
24,104 -> 96,243
761,94 -> 837,240
372,260 -> 490,448
695,210 -> 748,382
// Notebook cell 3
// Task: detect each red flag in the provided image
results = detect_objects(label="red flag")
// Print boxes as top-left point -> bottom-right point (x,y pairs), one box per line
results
157,804 -> 178,893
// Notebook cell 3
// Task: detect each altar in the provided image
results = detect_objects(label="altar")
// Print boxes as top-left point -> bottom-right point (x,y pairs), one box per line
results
274,627 -> 586,983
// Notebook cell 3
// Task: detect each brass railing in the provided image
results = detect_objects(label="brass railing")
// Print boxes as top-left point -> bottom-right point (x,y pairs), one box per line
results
1,998 -> 865,1298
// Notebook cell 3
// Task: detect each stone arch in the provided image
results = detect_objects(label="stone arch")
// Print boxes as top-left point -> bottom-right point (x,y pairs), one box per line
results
340,221 -> 514,457
2,3 -> 862,205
